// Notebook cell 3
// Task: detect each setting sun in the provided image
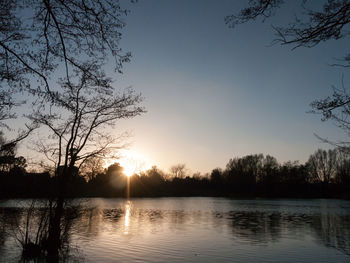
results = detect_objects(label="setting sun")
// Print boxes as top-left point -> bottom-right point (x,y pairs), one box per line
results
105,150 -> 152,177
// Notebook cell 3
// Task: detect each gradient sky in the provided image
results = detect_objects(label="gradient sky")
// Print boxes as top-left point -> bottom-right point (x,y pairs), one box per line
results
20,0 -> 350,174
108,0 -> 350,174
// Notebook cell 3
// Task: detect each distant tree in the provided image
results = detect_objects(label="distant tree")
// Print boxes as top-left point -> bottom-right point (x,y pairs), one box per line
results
225,154 -> 264,191
79,156 -> 105,182
106,162 -> 124,177
210,168 -> 223,184
0,132 -> 26,173
306,149 -> 337,184
258,155 -> 279,185
192,172 -> 203,180
279,161 -> 309,185
334,150 -> 350,186
146,166 -> 165,181
170,164 -> 187,179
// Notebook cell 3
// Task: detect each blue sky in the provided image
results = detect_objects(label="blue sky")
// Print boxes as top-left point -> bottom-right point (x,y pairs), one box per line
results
20,0 -> 349,174
107,0 -> 350,174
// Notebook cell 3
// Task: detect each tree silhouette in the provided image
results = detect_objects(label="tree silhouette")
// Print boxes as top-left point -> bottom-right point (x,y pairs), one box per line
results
170,164 -> 187,179
0,0 -> 131,96
0,0 -> 132,141
79,156 -> 105,182
27,68 -> 144,256
0,1 -> 142,257
226,0 -> 350,61
306,149 -> 337,184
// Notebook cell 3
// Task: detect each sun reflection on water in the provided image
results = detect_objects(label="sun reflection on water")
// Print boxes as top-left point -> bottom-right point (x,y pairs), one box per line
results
124,201 -> 131,235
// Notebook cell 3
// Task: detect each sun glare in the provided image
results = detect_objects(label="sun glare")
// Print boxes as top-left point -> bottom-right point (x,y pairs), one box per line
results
106,150 -> 152,177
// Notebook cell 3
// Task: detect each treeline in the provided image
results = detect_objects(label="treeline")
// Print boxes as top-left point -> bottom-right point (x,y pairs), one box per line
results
0,149 -> 350,199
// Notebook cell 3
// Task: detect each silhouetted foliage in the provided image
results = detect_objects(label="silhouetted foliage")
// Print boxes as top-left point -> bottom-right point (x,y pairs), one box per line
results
306,149 -> 337,184
0,132 -> 26,173
26,69 -> 143,256
0,1 -> 143,259
0,0 -> 132,102
1,0 -> 133,143
1,149 -> 349,199
170,164 -> 187,179
227,0 -> 350,63
311,80 -> 350,149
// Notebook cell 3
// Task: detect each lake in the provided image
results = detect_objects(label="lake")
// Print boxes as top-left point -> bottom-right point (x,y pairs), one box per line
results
0,198 -> 350,262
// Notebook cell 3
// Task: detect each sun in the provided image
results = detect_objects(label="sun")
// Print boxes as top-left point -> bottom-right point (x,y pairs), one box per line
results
122,163 -> 135,177
106,150 -> 152,177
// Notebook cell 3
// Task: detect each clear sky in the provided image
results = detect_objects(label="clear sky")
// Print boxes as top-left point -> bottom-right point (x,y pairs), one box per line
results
20,0 -> 350,174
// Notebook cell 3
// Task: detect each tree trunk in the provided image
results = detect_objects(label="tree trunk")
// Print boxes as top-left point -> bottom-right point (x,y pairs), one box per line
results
46,196 -> 64,258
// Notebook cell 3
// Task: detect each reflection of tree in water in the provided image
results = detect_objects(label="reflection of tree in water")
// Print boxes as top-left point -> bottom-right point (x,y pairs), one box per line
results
144,209 -> 163,222
0,211 -> 5,246
55,205 -> 350,258
103,208 -> 124,222
0,205 -> 84,262
70,208 -> 102,239
0,208 -> 10,249
169,210 -> 187,226
226,209 -> 350,257
0,208 -> 22,247
311,213 -> 350,256
54,206 -> 350,258
1,203 -> 350,261
226,211 -> 282,244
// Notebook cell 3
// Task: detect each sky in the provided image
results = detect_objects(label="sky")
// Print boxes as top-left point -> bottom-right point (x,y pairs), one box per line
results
19,0 -> 350,174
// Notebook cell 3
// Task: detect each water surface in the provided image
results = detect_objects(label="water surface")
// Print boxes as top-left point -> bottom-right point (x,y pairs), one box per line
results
0,198 -> 349,262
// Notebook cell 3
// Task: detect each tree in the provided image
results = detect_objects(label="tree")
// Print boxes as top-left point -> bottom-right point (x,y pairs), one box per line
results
0,0 -> 133,142
146,166 -> 165,181
26,67 -> 144,254
1,3 -> 138,258
106,162 -> 125,177
79,156 -> 105,182
306,149 -> 337,184
226,0 -> 350,63
334,149 -> 350,186
29,70 -> 144,176
0,0 -> 131,97
0,132 -> 27,173
225,154 -> 264,192
210,168 -> 223,184
311,79 -> 350,149
258,155 -> 279,188
170,163 -> 187,179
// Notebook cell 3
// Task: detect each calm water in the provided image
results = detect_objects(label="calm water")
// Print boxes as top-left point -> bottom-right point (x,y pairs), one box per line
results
0,198 -> 350,262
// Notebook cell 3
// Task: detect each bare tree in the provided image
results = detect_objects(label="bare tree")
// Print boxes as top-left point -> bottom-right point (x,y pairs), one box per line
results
0,0 -> 133,140
226,1 -> 350,65
0,131 -> 29,173
170,164 -> 187,179
0,0 -> 131,94
1,0 -> 141,258
306,149 -> 337,184
79,156 -> 105,182
335,149 -> 350,185
27,67 -> 144,256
